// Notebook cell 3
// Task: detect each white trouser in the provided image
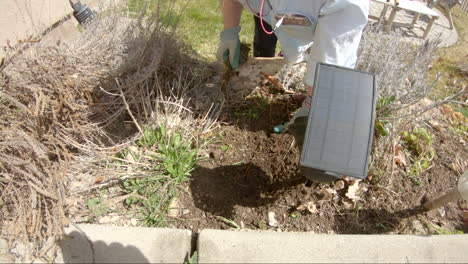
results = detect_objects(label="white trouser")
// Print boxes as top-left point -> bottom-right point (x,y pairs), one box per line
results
239,0 -> 369,87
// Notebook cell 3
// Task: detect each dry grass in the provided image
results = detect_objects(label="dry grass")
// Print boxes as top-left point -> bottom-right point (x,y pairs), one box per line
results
0,1 -> 214,261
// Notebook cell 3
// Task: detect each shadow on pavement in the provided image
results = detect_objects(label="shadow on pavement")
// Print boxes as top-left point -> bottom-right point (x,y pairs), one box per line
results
59,231 -> 150,263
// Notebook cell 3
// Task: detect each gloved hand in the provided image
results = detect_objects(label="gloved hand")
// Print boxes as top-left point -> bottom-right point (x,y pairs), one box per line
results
217,26 -> 241,69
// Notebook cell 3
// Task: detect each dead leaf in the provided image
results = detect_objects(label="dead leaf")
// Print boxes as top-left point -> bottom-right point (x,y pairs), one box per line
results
345,179 -> 362,201
168,198 -> 181,217
297,201 -> 318,214
441,104 -> 453,115
94,175 -> 105,184
260,71 -> 282,91
453,111 -> 464,122
394,144 -> 407,167
334,180 -> 345,191
321,187 -> 336,201
342,198 -> 354,209
428,121 -> 443,132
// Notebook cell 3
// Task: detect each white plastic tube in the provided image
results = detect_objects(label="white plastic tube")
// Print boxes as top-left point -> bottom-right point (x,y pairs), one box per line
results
424,171 -> 467,210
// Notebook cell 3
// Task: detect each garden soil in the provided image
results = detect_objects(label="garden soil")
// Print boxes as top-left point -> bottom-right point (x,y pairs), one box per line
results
173,83 -> 468,234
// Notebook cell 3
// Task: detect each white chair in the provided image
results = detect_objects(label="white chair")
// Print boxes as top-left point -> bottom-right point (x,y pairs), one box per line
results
427,0 -> 462,29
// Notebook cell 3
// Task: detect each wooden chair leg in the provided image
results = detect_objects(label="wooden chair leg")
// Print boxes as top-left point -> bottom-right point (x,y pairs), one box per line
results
423,17 -> 437,39
411,13 -> 421,28
385,7 -> 398,33
441,4 -> 455,30
447,9 -> 454,30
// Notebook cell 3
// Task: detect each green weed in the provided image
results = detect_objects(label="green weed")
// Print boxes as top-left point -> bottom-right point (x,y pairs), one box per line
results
220,144 -> 233,152
401,127 -> 435,185
258,220 -> 268,230
123,176 -> 175,227
289,211 -> 299,219
185,251 -> 198,264
121,123 -> 199,227
434,228 -> 464,235
375,96 -> 396,137
136,124 -> 198,182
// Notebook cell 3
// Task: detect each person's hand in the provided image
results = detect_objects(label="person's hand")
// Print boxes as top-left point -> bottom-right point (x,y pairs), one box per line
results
217,26 -> 241,69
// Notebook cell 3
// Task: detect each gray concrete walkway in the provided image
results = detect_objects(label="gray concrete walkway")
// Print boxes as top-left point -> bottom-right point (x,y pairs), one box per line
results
369,0 -> 459,47
55,225 -> 192,263
198,229 -> 468,263
47,225 -> 468,263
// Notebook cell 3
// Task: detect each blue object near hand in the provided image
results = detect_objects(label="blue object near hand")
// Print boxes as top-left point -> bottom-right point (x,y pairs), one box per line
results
273,124 -> 287,134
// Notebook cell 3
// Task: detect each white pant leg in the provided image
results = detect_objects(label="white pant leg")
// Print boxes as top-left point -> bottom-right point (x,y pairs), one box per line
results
304,0 -> 369,86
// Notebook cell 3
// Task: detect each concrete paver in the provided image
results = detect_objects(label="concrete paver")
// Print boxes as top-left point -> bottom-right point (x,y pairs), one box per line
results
55,225 -> 192,263
198,229 -> 468,263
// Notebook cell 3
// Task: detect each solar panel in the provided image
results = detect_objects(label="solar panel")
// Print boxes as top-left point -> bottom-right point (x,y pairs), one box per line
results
300,63 -> 376,181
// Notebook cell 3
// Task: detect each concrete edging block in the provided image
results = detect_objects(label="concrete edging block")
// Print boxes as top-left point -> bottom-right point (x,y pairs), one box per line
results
198,229 -> 468,263
56,224 -> 192,263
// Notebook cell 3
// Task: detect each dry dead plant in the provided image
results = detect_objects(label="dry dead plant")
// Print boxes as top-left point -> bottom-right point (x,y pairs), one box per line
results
275,63 -> 306,93
357,26 -> 464,120
0,1 -> 213,261
357,26 -> 464,186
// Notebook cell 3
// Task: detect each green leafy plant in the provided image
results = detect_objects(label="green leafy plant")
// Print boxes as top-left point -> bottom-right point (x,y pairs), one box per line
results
434,228 -> 464,235
220,145 -> 230,152
289,211 -> 299,219
123,175 -> 174,227
258,220 -> 268,230
375,96 -> 396,137
159,132 -> 198,183
401,127 -> 435,185
136,124 -> 198,182
185,251 -> 198,264
122,123 -> 199,226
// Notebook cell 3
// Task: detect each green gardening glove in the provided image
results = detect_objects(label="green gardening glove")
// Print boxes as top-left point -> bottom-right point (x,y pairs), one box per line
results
217,26 -> 241,69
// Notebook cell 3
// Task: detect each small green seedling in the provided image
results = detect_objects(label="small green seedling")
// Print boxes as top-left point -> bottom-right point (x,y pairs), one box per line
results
258,220 -> 268,230
220,144 -> 232,152
185,251 -> 198,264
401,127 -> 435,185
375,95 -> 396,137
290,211 -> 299,219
